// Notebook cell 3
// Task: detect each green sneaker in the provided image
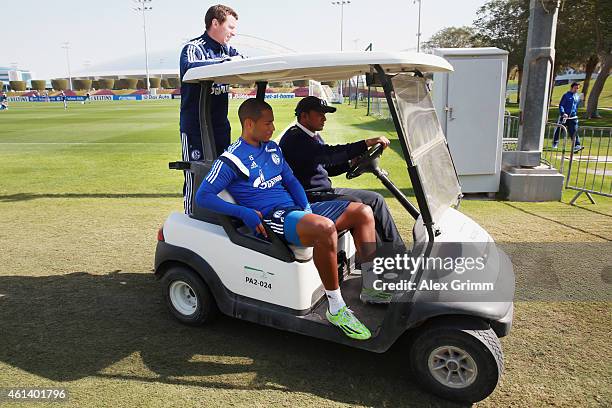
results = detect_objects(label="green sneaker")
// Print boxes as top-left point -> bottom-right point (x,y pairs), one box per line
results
326,306 -> 372,340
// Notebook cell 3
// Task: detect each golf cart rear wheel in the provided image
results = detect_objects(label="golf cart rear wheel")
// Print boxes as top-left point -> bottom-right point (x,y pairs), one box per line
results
409,327 -> 503,403
162,265 -> 218,325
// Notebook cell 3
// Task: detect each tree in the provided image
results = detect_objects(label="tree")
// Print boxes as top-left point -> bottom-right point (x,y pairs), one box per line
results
9,81 -> 26,91
149,77 -> 161,88
51,79 -> 69,91
98,79 -> 114,89
167,77 -> 180,89
585,0 -> 611,118
554,0 -> 600,102
422,26 -> 481,50
473,0 -> 530,102
31,80 -> 47,91
581,55 -> 600,99
73,79 -> 92,90
586,52 -> 610,118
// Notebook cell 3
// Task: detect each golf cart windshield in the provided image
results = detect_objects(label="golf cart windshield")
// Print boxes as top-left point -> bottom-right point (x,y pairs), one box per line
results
390,74 -> 461,222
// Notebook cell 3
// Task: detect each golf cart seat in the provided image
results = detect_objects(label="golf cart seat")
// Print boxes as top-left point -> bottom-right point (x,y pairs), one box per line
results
170,160 -> 315,263
217,189 -> 314,262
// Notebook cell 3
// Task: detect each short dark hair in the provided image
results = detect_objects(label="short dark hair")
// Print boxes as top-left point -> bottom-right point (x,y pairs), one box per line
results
571,82 -> 580,88
238,98 -> 272,125
205,4 -> 238,30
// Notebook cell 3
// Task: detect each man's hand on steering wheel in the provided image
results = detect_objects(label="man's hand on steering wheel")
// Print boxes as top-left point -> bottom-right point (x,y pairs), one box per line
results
350,136 -> 390,167
365,136 -> 391,149
347,138 -> 388,179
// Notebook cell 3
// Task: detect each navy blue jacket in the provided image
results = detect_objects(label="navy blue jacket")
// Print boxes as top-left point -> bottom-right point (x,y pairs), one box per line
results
179,32 -> 241,155
279,123 -> 367,192
558,91 -> 580,117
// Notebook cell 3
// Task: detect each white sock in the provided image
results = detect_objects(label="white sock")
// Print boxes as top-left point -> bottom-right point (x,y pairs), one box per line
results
325,288 -> 346,315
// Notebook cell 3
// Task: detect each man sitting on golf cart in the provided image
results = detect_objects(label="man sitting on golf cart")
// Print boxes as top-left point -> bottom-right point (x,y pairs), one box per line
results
196,98 -> 376,340
279,96 -> 404,250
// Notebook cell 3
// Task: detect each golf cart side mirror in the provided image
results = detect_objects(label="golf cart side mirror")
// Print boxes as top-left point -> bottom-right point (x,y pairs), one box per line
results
169,161 -> 192,170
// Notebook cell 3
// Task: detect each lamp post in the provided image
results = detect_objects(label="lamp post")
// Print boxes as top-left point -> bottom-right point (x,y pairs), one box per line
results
331,1 -> 351,51
134,0 -> 152,93
61,42 -> 73,90
331,1 -> 351,102
414,0 -> 422,52
159,58 -> 165,81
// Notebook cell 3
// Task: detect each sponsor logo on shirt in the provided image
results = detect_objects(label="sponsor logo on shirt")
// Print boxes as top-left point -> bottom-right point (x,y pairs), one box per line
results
252,170 -> 283,189
265,146 -> 277,153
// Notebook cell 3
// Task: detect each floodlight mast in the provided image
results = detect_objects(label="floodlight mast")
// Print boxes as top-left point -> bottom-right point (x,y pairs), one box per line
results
134,0 -> 152,94
414,0 -> 422,52
61,42 -> 73,90
331,1 -> 351,103
331,1 -> 351,51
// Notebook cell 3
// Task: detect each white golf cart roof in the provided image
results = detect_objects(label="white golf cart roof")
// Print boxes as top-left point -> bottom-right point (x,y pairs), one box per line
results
182,51 -> 453,84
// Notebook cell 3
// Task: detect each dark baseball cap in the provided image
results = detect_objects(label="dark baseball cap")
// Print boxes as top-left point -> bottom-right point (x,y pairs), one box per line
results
295,96 -> 337,116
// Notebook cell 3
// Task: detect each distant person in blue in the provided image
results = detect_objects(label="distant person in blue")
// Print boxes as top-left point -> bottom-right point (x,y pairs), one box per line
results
0,93 -> 8,111
179,4 -> 242,214
553,82 -> 583,153
196,98 -> 376,340
59,90 -> 67,110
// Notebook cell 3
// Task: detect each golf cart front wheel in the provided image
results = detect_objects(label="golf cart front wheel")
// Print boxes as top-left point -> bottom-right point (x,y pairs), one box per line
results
162,265 -> 219,325
409,327 -> 503,403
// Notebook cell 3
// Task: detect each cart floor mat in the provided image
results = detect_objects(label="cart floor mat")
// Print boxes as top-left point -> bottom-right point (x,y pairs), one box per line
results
308,273 -> 388,334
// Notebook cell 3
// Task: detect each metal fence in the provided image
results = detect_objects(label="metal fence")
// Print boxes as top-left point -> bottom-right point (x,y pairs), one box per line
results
502,114 -> 570,173
503,113 -> 612,204
564,126 -> 612,204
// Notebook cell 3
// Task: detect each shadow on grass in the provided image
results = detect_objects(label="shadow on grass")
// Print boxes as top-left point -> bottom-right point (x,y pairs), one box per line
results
501,202 -> 611,241
0,193 -> 182,202
568,201 -> 612,218
0,188 -> 417,203
0,272 -> 465,407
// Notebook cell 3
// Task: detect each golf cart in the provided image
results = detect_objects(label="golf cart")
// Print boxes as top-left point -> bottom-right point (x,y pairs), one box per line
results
155,52 -> 514,403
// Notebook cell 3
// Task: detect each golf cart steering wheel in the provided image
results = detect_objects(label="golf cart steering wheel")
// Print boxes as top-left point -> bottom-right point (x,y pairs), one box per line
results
346,143 -> 385,179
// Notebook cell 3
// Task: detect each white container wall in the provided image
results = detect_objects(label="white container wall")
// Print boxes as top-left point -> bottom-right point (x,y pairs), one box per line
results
433,48 -> 508,194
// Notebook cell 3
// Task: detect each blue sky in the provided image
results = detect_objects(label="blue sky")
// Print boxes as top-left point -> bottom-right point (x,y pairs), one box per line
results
3,0 -> 487,79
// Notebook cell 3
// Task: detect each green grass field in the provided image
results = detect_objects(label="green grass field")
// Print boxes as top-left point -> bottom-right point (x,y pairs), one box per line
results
0,99 -> 610,407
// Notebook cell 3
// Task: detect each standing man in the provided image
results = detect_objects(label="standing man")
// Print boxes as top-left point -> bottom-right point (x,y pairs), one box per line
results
0,92 -> 8,111
553,82 -> 583,153
60,90 -> 68,110
279,96 -> 405,250
179,4 -> 242,214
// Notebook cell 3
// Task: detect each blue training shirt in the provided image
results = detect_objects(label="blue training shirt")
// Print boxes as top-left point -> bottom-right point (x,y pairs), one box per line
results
196,138 -> 309,220
179,32 -> 241,142
559,91 -> 580,117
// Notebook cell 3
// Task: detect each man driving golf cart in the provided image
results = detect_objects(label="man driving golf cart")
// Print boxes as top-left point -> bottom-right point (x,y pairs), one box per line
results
279,96 -> 405,250
196,98 -> 376,340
